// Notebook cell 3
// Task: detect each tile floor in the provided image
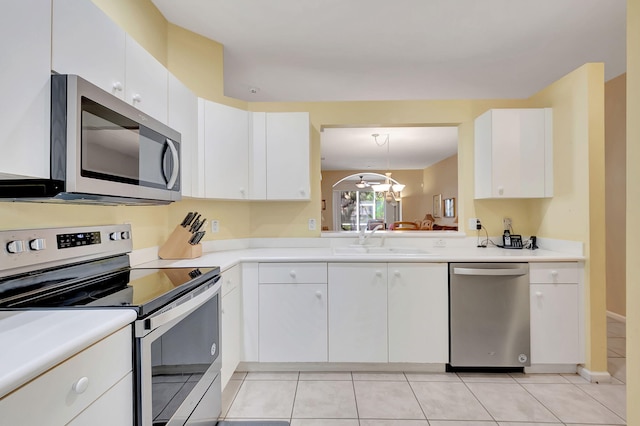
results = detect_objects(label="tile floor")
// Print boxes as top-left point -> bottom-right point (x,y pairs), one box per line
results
220,317 -> 627,425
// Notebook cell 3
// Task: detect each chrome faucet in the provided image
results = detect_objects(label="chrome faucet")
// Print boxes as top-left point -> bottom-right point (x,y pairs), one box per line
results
359,224 -> 384,245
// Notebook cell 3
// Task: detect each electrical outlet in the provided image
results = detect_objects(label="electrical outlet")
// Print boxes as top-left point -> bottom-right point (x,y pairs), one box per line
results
211,220 -> 219,233
308,218 -> 316,231
503,217 -> 512,229
468,218 -> 478,229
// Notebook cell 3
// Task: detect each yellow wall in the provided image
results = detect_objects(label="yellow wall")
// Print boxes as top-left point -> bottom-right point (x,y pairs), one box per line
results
527,63 -> 607,373
605,74 -> 626,317
626,0 -> 639,422
422,155 -> 458,226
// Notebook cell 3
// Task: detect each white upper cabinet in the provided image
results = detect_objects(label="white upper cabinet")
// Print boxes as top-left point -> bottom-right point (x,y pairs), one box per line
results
53,0 -> 168,122
474,108 -> 553,199
52,0 -> 126,99
250,112 -> 311,200
168,74 -> 202,198
201,100 -> 250,199
125,36 -> 168,123
0,0 -> 51,179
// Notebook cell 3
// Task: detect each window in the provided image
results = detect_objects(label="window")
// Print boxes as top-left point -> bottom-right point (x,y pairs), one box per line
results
336,189 -> 396,231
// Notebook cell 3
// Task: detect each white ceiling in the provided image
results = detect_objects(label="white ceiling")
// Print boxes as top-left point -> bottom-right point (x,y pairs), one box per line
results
321,126 -> 458,170
151,0 -> 625,102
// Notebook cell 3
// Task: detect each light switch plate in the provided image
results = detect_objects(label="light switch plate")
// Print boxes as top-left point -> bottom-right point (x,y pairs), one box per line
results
308,218 -> 316,231
211,220 -> 219,233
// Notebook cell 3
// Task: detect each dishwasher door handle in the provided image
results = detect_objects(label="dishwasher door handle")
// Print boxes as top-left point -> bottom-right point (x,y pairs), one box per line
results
452,267 -> 528,276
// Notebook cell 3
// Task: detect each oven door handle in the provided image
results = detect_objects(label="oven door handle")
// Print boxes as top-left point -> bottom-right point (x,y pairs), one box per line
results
146,280 -> 220,331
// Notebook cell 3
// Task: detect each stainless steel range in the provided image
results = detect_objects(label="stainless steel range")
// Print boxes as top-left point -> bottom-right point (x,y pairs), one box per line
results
0,225 -> 222,426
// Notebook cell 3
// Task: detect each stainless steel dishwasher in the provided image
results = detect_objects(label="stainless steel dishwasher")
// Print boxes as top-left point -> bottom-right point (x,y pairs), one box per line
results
449,263 -> 530,370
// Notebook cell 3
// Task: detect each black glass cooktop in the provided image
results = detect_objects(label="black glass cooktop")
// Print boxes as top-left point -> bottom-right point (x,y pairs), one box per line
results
0,255 -> 219,317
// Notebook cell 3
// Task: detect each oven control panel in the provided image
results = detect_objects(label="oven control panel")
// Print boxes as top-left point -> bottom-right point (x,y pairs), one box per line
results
57,231 -> 102,249
0,225 -> 132,278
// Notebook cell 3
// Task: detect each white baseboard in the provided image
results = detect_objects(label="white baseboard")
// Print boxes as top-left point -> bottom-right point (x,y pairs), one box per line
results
237,362 -> 446,373
578,366 -> 612,383
607,310 -> 626,323
525,364 -> 578,374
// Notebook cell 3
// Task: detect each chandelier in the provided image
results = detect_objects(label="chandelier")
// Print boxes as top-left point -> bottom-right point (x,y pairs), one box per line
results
370,133 -> 405,205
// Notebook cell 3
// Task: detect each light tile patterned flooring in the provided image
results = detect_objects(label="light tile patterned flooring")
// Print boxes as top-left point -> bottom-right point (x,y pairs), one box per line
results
220,317 -> 627,425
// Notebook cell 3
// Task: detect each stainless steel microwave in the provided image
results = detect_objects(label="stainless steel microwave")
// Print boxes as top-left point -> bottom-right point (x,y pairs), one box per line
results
0,74 -> 181,205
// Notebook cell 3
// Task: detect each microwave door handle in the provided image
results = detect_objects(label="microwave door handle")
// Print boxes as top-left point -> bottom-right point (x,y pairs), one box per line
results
164,138 -> 180,190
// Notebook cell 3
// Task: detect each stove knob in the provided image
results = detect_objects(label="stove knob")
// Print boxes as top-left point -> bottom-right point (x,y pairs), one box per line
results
6,240 -> 25,254
120,231 -> 130,240
109,232 -> 121,241
29,238 -> 46,251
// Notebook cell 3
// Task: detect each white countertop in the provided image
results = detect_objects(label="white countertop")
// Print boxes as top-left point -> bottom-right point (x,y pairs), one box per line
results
0,309 -> 137,399
136,245 -> 584,272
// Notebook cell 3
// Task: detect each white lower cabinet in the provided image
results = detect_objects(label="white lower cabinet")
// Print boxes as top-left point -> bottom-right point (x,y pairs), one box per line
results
328,263 -> 388,362
258,263 -> 328,362
259,283 -> 328,362
221,265 -> 241,389
388,263 -> 449,363
0,326 -> 133,425
529,262 -> 582,365
68,372 -> 133,426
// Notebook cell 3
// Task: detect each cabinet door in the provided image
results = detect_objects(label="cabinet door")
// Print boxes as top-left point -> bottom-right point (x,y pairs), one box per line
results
125,35 -> 168,123
52,0 -> 126,99
168,74 -> 200,198
248,112 -> 267,200
475,108 -> 552,199
388,263 -> 449,363
259,283 -> 328,362
265,112 -> 311,200
221,285 -> 240,389
328,263 -> 387,362
0,327 -> 131,425
0,0 -> 51,179
67,372 -> 133,426
203,101 -> 249,199
530,283 -> 581,364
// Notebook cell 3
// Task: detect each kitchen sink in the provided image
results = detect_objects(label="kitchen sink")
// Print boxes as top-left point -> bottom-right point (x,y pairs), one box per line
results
332,246 -> 431,255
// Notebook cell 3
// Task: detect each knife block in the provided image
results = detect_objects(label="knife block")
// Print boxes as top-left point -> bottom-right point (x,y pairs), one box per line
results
158,225 -> 202,259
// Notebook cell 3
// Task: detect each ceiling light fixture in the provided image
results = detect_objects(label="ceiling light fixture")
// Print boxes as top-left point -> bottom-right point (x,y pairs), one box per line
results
370,133 -> 405,206
355,175 -> 368,189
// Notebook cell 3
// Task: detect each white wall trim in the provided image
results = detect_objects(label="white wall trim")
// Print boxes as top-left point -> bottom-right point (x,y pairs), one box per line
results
607,310 -> 626,323
577,366 -> 612,383
525,364 -> 578,374
238,362 -> 446,373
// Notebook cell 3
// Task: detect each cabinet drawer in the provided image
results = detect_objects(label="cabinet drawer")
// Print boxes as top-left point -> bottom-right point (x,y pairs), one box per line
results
0,326 -> 132,426
259,263 -> 327,284
222,264 -> 241,296
529,262 -> 579,283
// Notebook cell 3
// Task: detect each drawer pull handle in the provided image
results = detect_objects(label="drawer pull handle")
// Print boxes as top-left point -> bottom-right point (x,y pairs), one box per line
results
375,270 -> 382,277
394,270 -> 401,277
289,270 -> 297,278
315,291 -> 322,298
551,270 -> 558,277
536,291 -> 543,297
73,377 -> 90,394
